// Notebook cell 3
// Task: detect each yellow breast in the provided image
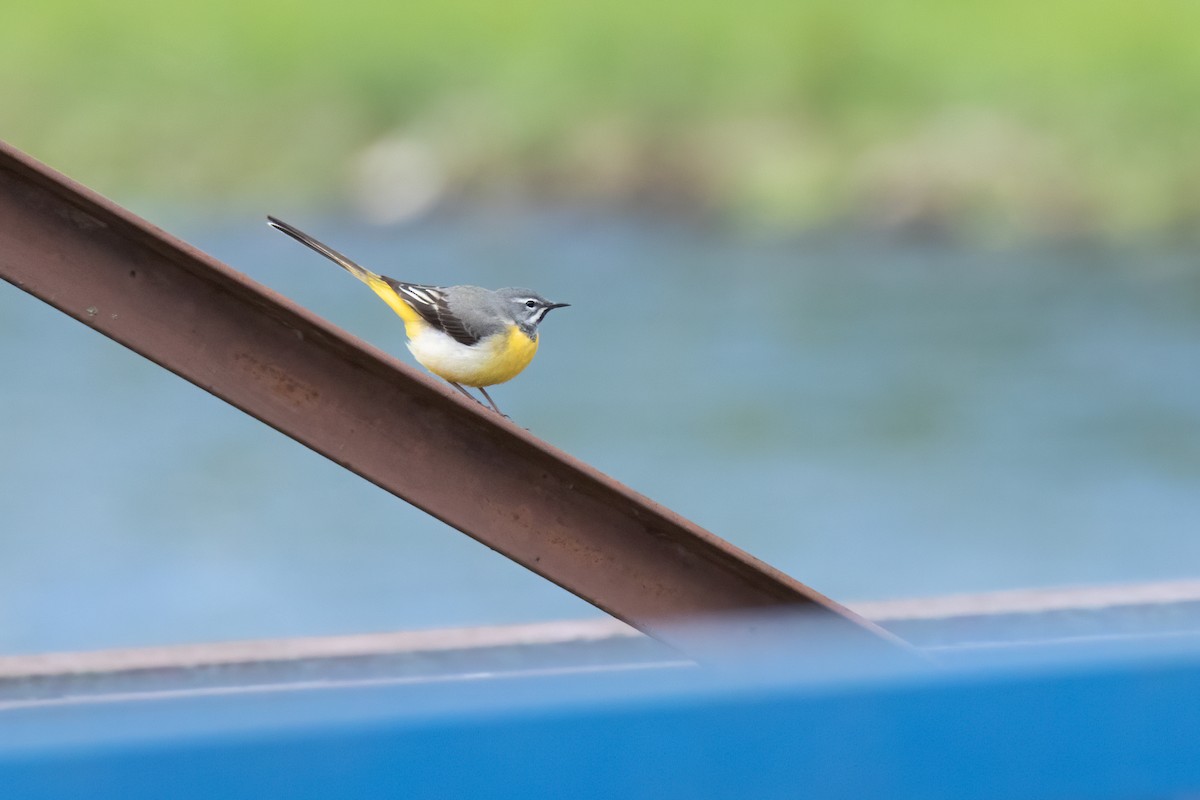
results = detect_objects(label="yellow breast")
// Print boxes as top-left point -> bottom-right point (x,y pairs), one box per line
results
406,323 -> 539,387
466,325 -> 539,387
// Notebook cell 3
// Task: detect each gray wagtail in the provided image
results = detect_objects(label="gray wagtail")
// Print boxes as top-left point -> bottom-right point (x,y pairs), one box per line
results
268,216 -> 568,415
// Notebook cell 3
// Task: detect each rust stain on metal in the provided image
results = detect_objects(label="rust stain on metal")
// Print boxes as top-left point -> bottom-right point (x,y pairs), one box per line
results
233,352 -> 321,409
57,204 -> 107,232
0,139 -> 902,658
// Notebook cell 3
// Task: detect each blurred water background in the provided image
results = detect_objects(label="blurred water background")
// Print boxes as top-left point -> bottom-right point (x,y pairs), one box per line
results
2,2 -> 1199,654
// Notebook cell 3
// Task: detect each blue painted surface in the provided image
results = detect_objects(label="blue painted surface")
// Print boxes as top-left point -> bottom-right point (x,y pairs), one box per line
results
2,631 -> 1199,799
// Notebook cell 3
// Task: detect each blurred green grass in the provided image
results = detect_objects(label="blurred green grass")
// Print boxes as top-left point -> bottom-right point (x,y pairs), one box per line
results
4,0 -> 1199,236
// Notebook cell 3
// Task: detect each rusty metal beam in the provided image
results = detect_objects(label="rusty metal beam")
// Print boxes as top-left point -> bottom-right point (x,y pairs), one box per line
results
0,140 -> 897,657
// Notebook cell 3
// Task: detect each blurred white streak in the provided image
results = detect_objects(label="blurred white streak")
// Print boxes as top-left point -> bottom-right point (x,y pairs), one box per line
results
350,137 -> 445,225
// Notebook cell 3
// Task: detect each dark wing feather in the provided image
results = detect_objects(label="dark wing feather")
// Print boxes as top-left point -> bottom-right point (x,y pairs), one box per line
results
383,279 -> 481,346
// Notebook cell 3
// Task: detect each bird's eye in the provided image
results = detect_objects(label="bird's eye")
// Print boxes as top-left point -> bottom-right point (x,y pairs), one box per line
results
524,300 -> 537,308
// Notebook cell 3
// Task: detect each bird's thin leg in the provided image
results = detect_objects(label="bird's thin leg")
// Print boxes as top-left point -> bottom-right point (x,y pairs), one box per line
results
448,381 -> 485,407
477,386 -> 506,416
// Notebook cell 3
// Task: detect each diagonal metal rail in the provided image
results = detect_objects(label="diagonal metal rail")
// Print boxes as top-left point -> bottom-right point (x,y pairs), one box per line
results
0,140 -> 898,657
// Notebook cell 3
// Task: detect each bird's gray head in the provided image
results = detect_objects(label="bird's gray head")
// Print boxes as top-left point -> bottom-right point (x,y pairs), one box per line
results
496,287 -> 570,334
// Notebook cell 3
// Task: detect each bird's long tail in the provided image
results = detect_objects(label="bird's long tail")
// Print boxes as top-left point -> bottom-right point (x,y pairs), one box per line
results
267,216 -> 423,331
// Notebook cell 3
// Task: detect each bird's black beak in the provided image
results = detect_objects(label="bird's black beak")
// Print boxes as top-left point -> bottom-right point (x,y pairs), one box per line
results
546,302 -> 570,311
